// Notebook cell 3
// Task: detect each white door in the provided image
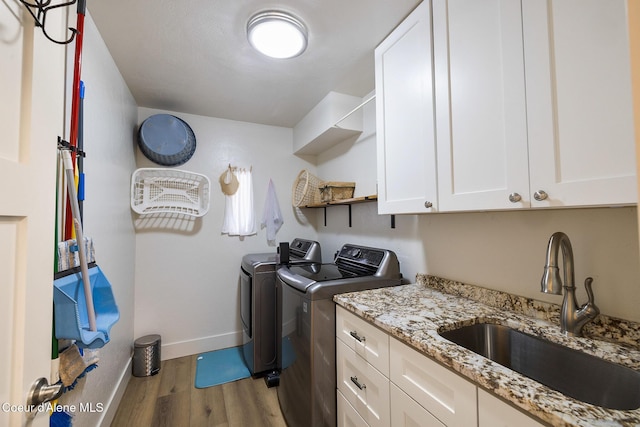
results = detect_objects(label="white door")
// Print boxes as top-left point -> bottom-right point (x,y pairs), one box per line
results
375,1 -> 438,214
523,0 -> 637,207
0,2 -> 65,426
433,0 -> 530,211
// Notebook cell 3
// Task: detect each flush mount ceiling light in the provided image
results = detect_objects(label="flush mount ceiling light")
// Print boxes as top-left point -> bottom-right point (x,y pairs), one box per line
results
247,11 -> 308,59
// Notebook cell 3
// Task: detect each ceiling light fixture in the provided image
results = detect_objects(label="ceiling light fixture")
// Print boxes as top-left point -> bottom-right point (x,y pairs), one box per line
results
247,11 -> 308,59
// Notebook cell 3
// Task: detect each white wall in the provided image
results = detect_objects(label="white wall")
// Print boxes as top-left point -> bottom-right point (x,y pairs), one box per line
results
56,11 -> 138,427
134,108 -> 318,359
316,94 -> 640,322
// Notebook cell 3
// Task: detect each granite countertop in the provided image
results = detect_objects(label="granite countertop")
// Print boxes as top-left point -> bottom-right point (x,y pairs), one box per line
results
333,275 -> 640,427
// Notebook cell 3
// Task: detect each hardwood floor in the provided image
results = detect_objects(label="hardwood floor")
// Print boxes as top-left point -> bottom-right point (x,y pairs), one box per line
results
111,355 -> 287,427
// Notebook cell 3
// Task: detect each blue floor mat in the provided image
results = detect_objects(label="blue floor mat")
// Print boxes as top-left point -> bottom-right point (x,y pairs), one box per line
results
194,346 -> 250,389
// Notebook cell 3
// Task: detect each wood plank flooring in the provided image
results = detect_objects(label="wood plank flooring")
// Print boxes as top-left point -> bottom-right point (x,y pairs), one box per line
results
111,354 -> 287,427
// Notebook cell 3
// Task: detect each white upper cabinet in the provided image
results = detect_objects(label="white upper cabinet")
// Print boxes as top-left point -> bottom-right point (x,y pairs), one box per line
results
375,1 -> 438,214
433,0 -> 530,211
375,0 -> 637,214
522,0 -> 637,207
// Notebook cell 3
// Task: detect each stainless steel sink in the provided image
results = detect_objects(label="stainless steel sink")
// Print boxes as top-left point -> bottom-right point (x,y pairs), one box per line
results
439,323 -> 640,410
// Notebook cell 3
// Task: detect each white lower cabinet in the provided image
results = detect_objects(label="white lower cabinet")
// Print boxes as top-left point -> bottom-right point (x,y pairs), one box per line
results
336,306 -> 546,427
389,337 -> 477,427
478,389 -> 545,427
337,338 -> 391,427
390,383 -> 445,427
338,389 -> 370,427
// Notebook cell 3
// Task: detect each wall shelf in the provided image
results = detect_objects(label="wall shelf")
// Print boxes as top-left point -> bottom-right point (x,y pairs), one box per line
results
301,195 -> 395,228
293,92 -> 366,156
302,194 -> 377,209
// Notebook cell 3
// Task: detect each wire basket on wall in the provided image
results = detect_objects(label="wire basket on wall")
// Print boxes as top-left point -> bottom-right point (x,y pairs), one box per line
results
292,170 -> 324,207
131,168 -> 211,217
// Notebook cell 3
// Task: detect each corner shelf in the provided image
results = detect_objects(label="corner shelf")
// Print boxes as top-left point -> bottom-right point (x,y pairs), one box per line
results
301,195 -> 396,228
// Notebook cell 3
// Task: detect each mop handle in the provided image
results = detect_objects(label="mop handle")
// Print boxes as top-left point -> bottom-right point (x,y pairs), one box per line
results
62,150 -> 97,332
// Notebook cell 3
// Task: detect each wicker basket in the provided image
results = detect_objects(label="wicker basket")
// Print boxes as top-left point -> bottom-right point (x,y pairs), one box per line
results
319,182 -> 355,203
292,170 -> 324,207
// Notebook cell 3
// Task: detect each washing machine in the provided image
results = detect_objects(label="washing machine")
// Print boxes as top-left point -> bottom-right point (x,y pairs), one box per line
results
276,244 -> 403,427
239,238 -> 321,376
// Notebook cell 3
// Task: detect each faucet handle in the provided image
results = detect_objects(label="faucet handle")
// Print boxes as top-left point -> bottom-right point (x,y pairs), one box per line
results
582,277 -> 600,320
584,277 -> 595,305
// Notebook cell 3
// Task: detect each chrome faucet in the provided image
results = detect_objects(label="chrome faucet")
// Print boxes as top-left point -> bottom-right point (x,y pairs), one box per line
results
540,231 -> 599,337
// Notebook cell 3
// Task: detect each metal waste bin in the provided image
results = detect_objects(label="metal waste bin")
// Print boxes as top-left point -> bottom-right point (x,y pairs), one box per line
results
133,334 -> 161,377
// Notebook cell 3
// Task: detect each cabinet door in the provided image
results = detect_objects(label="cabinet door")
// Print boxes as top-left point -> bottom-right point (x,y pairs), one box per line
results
390,383 -> 445,427
390,338 -> 477,427
375,1 -> 438,214
338,390 -> 370,427
478,389 -> 545,427
434,0 -> 530,211
523,0 -> 637,207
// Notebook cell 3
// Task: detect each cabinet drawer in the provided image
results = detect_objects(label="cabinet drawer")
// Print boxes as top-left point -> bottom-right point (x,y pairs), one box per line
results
338,389 -> 370,427
390,338 -> 477,427
337,339 -> 390,427
336,306 -> 390,376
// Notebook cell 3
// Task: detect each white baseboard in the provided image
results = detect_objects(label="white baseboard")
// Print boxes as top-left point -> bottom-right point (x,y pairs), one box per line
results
160,330 -> 243,360
98,357 -> 132,427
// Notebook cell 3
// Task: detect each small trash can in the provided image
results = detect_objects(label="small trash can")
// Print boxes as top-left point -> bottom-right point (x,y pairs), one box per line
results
132,334 -> 161,377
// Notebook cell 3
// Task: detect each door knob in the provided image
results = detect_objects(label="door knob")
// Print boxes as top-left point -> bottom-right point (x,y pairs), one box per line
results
26,377 -> 63,418
508,193 -> 522,203
534,190 -> 548,201
424,201 -> 433,208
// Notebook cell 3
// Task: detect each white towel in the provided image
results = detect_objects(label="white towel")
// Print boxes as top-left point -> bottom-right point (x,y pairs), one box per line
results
222,169 -> 256,236
261,179 -> 284,245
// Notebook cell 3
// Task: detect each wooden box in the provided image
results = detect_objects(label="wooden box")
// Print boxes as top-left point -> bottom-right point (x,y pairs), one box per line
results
319,182 -> 355,203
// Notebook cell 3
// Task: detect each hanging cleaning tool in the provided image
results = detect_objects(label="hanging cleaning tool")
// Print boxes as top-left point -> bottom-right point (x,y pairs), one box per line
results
64,0 -> 87,241
54,149 -> 119,348
62,149 -> 96,332
78,80 -> 86,221
53,263 -> 120,348
58,344 -> 99,390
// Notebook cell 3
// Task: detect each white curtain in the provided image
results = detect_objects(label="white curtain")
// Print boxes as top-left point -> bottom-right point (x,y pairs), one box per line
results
222,168 -> 256,236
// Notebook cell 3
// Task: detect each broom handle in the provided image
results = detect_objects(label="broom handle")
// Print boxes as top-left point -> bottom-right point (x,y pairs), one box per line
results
62,150 -> 97,332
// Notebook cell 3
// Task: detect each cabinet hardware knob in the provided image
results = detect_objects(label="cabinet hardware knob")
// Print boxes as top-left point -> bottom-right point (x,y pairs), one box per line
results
508,193 -> 522,203
424,201 -> 433,208
534,190 -> 548,201
349,331 -> 365,342
350,376 -> 366,390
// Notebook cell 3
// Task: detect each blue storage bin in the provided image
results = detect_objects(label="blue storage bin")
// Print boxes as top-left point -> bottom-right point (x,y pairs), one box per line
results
53,264 -> 120,349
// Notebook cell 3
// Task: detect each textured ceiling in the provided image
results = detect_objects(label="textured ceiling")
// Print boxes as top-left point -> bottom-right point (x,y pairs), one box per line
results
88,0 -> 421,127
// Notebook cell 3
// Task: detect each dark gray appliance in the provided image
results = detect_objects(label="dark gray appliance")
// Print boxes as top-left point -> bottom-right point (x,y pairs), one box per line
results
240,239 -> 321,376
276,244 -> 403,427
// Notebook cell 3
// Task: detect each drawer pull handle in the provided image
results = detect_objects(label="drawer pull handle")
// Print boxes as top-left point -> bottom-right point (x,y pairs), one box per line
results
350,376 -> 366,390
349,331 -> 365,342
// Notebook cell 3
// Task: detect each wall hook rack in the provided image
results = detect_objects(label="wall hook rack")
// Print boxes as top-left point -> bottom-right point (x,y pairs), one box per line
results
19,0 -> 78,45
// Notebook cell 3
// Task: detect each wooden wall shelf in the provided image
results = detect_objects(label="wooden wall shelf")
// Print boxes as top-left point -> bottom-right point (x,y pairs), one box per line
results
301,195 -> 378,209
301,195 -> 395,228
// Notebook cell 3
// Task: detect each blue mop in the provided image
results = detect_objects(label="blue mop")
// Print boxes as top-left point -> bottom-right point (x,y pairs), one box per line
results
49,344 -> 99,426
